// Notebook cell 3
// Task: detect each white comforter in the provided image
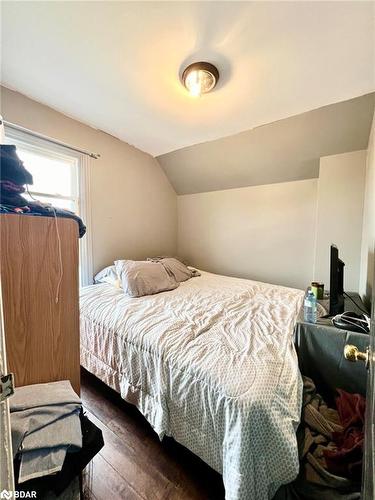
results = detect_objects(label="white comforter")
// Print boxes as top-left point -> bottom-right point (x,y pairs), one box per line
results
80,270 -> 304,499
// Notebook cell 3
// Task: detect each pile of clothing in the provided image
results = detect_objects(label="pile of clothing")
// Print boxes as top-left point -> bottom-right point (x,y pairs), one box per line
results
275,376 -> 366,500
0,145 -> 86,237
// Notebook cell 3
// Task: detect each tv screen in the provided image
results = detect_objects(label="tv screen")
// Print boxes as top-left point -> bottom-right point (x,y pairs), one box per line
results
329,244 -> 345,315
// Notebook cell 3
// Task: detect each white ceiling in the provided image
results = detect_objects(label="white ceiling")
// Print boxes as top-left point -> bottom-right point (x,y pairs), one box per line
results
1,2 -> 374,157
159,94 -> 375,194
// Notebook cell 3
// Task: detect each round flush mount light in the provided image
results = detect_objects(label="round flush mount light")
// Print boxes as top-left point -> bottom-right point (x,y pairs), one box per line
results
182,62 -> 219,97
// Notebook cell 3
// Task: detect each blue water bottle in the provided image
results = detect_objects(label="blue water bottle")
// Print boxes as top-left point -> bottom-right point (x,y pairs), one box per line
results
304,289 -> 317,323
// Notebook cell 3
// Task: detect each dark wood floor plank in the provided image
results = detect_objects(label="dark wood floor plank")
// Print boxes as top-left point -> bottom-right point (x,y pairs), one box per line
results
87,452 -> 143,500
80,371 -> 122,425
85,409 -> 172,500
107,413 -> 219,498
81,369 -> 225,500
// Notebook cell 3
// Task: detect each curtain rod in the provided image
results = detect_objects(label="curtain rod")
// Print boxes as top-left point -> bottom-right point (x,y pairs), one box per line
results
2,120 -> 100,159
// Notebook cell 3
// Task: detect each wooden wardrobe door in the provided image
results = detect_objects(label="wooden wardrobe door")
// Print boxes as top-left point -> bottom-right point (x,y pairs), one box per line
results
0,214 -> 80,394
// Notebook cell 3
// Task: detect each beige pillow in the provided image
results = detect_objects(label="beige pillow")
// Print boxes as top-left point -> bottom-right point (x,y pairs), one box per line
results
147,257 -> 201,282
158,257 -> 195,282
114,260 -> 179,298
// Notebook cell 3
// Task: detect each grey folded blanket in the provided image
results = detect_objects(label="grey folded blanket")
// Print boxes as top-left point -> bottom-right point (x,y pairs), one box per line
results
10,380 -> 82,483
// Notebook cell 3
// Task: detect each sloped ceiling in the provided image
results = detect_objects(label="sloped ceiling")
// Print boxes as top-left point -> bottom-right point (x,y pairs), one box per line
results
158,93 -> 375,194
1,1 -> 374,156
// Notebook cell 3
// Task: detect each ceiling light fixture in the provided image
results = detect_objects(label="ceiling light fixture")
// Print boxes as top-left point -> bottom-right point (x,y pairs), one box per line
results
182,62 -> 219,97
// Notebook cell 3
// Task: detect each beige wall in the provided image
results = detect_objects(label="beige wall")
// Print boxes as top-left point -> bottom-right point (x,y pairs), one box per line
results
178,179 -> 318,289
314,150 -> 367,293
360,112 -> 375,306
178,151 -> 368,291
0,86 -> 177,274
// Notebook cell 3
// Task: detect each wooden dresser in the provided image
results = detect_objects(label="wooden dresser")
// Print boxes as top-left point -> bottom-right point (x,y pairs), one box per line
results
0,214 -> 80,394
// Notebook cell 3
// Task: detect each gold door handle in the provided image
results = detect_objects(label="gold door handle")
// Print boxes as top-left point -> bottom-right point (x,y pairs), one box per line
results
344,344 -> 369,366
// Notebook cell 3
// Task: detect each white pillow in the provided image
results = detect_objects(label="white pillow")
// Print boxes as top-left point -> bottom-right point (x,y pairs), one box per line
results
94,265 -> 121,288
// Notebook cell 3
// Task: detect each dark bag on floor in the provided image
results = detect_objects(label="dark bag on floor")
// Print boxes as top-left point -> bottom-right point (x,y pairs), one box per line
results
15,410 -> 104,498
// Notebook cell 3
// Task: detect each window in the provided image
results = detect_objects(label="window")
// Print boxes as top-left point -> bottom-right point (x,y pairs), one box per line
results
4,128 -> 93,286
9,141 -> 79,212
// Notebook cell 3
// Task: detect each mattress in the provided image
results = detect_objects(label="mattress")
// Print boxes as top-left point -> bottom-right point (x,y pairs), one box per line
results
80,270 -> 304,499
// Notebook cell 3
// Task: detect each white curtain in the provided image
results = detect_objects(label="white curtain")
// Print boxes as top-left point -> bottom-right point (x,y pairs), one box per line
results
79,154 -> 94,286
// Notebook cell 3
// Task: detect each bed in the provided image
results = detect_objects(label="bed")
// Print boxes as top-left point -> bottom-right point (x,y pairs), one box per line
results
80,269 -> 305,499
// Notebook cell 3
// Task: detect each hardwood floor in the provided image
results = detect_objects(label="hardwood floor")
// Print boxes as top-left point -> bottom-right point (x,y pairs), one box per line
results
81,369 -> 225,500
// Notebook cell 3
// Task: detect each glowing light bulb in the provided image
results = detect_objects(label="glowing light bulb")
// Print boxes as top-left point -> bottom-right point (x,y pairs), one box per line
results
185,70 -> 202,97
182,63 -> 219,97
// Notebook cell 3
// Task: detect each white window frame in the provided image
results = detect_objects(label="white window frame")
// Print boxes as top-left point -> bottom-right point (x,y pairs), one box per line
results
4,127 -> 93,286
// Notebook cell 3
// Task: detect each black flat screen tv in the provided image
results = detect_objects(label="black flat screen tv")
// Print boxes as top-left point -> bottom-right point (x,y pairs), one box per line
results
329,244 -> 345,315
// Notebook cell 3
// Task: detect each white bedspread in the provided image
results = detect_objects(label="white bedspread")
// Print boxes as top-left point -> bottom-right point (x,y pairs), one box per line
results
80,270 -> 304,499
